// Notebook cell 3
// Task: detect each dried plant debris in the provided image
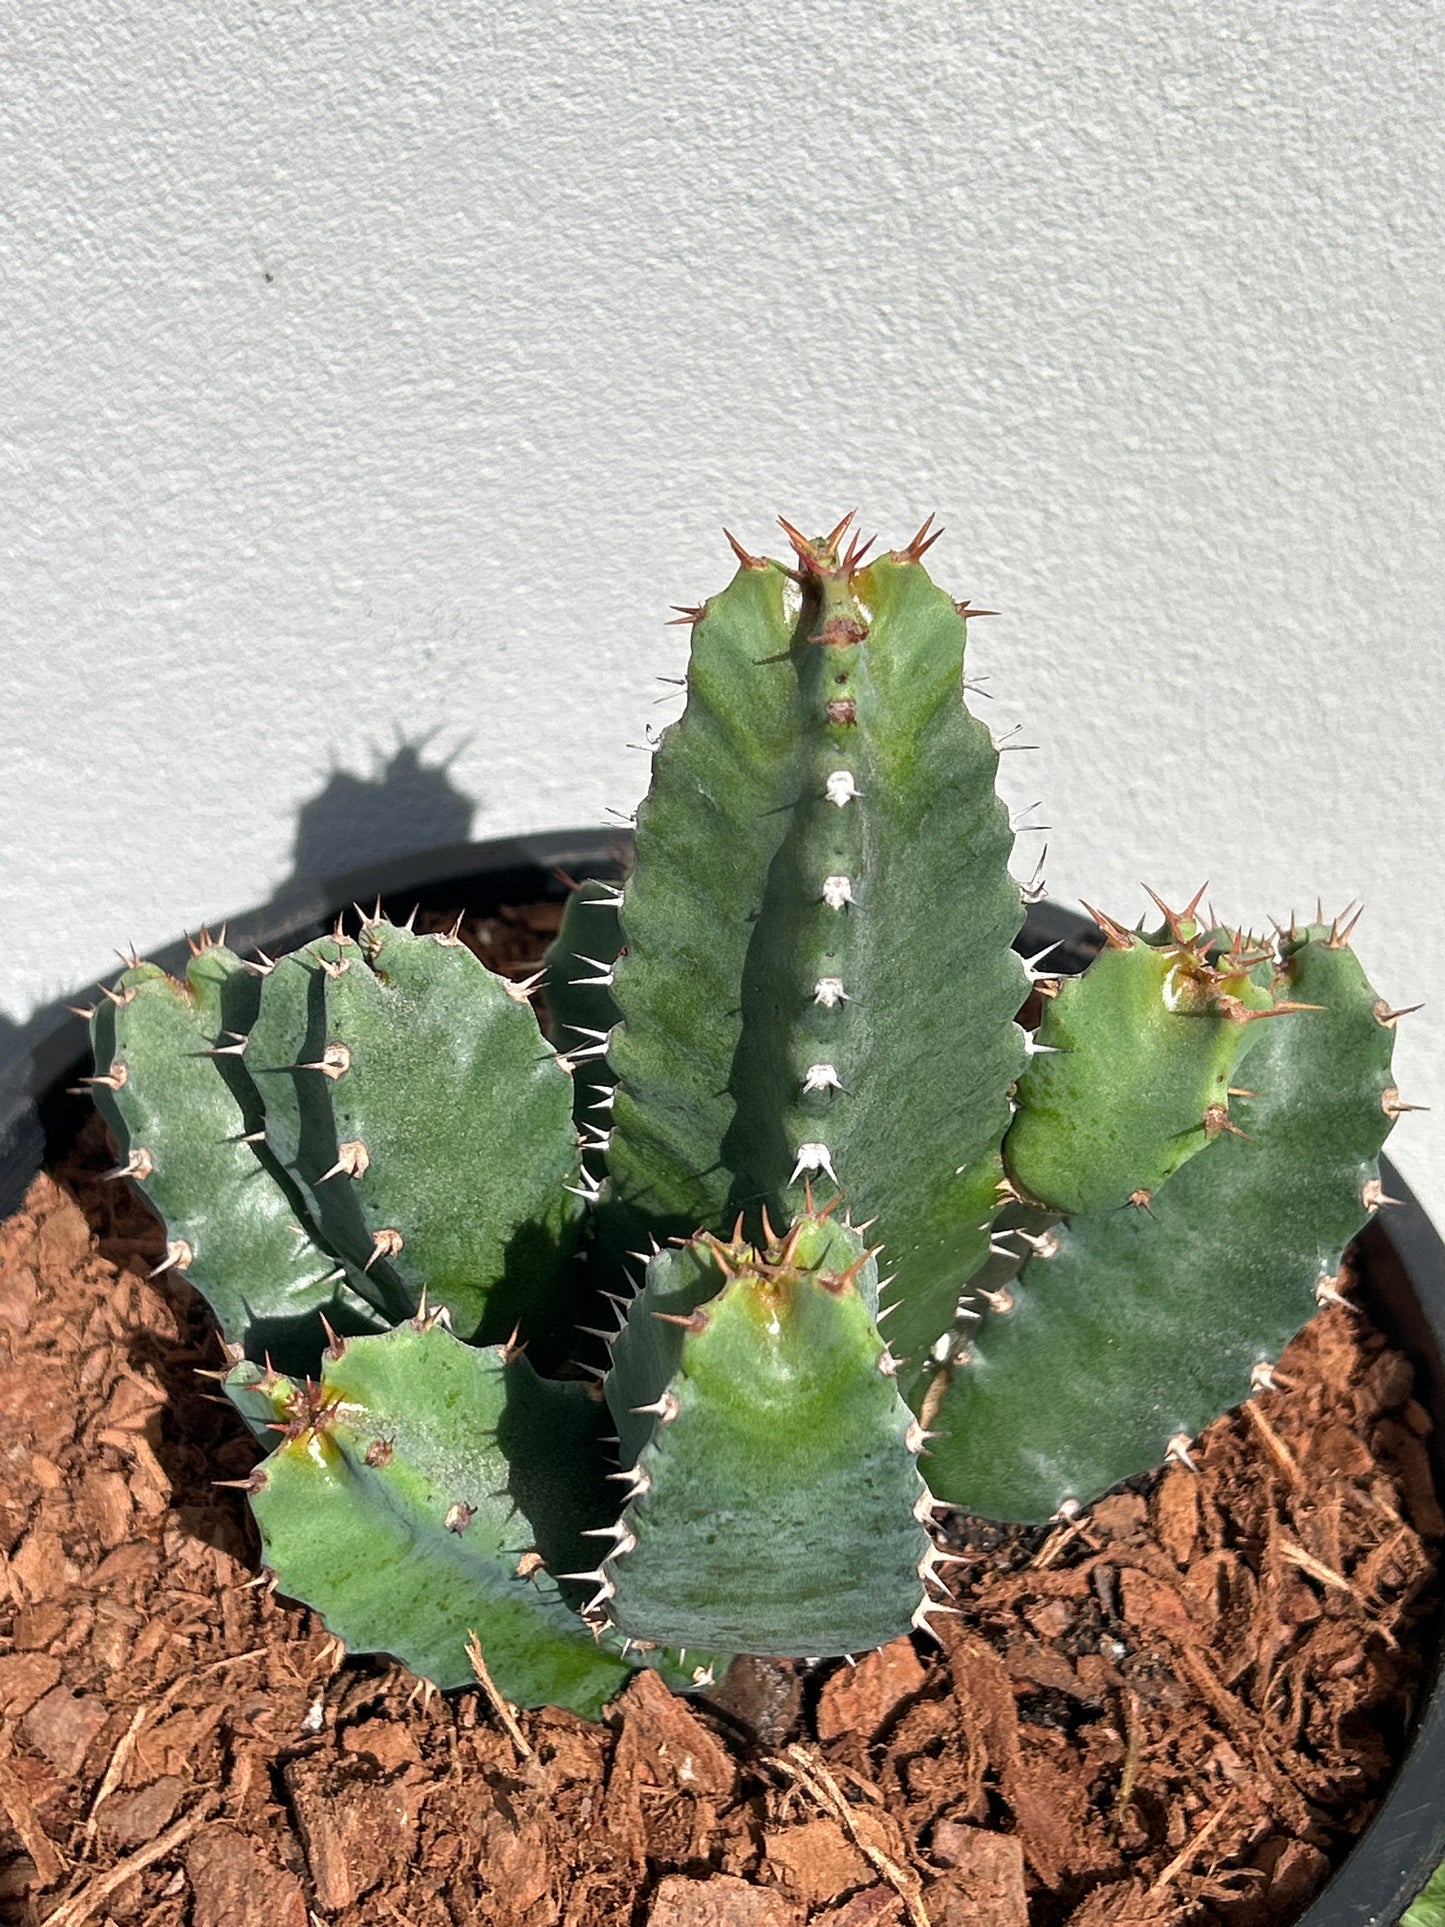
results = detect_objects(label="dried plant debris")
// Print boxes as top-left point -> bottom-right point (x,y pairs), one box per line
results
0,1128 -> 1435,1927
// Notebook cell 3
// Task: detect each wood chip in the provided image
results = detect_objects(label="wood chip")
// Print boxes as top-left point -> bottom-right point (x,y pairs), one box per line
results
41,1794 -> 218,1927
0,1743 -> 67,1888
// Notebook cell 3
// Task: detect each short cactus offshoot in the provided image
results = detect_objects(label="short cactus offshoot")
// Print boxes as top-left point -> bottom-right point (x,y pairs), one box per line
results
85,516 -> 1407,1716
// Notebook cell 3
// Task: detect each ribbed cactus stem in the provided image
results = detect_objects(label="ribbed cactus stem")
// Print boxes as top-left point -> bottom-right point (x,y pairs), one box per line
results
607,517 -> 1026,1390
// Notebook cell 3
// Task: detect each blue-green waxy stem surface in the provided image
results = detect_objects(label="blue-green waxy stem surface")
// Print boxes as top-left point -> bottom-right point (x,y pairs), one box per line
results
601,1218 -> 937,1656
248,1321 -> 640,1712
248,919 -> 585,1349
89,946 -> 386,1372
1006,928 -> 1276,1217
607,524 -> 1026,1393
933,931 -> 1396,1521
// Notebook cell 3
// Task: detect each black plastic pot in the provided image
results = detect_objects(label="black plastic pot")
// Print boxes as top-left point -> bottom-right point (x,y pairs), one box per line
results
2,829 -> 1441,1926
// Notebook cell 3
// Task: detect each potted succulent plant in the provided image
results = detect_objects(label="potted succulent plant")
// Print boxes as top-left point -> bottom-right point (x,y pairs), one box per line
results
51,516 -> 1444,1921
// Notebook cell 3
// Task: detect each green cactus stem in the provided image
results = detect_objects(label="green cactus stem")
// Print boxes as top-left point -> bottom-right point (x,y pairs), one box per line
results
1004,898 -> 1284,1217
598,1209 -> 941,1657
87,942 -> 386,1371
606,517 -> 1026,1388
245,915 -> 586,1349
543,875 -> 624,1162
929,927 -> 1397,1522
242,1316 -> 638,1713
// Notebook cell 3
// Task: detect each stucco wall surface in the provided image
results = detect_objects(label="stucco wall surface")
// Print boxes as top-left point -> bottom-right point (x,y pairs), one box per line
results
2,1 -> 1442,1215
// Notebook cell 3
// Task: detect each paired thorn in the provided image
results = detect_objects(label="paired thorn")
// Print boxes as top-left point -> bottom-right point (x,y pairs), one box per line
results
365,1227 -> 404,1271
1079,901 -> 1135,951
504,968 -> 547,1004
563,1022 -> 614,1058
607,1463 -> 652,1498
298,1042 -> 352,1079
910,1598 -> 959,1641
630,1390 -> 681,1423
103,1148 -> 154,1182
723,527 -> 765,570
1141,881 -> 1209,943
411,1289 -> 454,1335
790,1142 -> 839,1186
651,1308 -> 710,1334
830,1244 -> 885,1294
1219,996 -> 1324,1024
567,955 -> 617,988
1374,1000 -> 1423,1029
1166,1432 -> 1199,1474
79,1064 -> 128,1092
1013,1229 -> 1060,1259
1327,902 -> 1365,948
1381,1088 -> 1428,1117
430,914 -> 467,947
894,513 -> 944,563
1250,1360 -> 1294,1393
1315,1272 -> 1352,1309
318,1139 -> 370,1183
776,513 -> 835,571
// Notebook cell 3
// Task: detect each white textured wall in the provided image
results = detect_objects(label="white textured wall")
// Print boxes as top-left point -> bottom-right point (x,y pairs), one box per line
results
3,1 -> 1442,1212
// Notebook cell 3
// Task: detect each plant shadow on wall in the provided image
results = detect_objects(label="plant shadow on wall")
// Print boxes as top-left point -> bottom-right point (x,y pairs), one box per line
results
0,737 -> 480,1221
286,736 -> 476,889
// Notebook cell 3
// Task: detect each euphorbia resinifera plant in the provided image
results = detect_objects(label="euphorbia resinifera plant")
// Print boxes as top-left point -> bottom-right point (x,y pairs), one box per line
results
82,516 -> 1408,1716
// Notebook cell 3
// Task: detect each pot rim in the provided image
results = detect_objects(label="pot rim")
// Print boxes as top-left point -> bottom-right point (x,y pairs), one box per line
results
2,827 -> 1441,1924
